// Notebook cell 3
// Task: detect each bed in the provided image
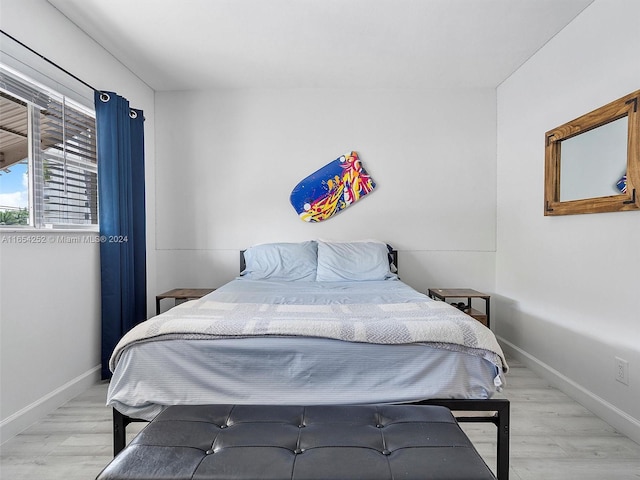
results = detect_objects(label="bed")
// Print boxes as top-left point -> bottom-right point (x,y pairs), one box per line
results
107,240 -> 510,476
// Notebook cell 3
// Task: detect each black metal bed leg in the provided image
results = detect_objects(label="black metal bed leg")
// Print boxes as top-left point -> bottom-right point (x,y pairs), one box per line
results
112,408 -> 149,456
495,400 -> 510,480
414,398 -> 510,480
113,408 -> 127,456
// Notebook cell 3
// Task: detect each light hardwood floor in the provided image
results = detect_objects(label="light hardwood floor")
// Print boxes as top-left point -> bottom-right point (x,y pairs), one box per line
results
1,357 -> 639,479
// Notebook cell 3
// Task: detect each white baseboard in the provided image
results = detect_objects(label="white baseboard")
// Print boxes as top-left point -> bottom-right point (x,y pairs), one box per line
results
498,337 -> 640,445
0,365 -> 101,445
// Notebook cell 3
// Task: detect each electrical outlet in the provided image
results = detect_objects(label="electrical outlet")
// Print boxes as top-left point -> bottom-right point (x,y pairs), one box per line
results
615,357 -> 629,385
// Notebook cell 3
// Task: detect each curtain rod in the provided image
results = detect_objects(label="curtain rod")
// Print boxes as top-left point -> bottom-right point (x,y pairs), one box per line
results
1,29 -> 99,94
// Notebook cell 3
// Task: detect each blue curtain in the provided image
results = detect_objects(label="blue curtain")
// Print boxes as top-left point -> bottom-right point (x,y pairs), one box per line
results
95,91 -> 146,379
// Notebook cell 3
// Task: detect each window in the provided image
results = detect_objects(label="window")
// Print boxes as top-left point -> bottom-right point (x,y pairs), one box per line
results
0,65 -> 97,228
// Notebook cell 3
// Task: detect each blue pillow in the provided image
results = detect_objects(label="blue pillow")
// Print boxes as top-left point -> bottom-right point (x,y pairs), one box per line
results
242,241 -> 317,281
316,241 -> 392,281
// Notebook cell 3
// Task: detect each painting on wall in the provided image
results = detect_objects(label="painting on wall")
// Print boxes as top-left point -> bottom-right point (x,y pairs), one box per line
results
290,151 -> 376,222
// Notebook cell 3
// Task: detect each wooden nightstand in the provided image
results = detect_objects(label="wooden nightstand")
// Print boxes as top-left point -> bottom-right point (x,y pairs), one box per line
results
427,288 -> 491,328
156,288 -> 216,315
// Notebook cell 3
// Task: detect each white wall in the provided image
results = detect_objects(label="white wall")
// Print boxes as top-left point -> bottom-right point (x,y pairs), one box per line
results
496,0 -> 640,443
0,0 -> 156,442
154,88 -> 497,297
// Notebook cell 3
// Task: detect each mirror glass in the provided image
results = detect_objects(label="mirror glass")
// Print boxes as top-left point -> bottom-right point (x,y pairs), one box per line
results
559,117 -> 628,201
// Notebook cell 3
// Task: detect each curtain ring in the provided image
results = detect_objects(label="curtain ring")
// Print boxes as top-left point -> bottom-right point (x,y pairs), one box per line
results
129,110 -> 137,119
100,92 -> 110,102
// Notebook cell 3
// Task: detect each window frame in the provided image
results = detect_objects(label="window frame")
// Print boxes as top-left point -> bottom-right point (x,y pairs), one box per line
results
0,64 -> 99,232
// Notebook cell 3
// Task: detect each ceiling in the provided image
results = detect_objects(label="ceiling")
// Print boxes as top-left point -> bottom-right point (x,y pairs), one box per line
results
47,0 -> 594,91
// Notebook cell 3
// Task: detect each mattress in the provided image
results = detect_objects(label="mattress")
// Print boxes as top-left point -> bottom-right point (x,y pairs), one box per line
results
107,278 -> 507,420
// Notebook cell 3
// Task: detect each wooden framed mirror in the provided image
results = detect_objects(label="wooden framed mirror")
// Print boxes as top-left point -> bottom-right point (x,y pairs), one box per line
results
544,89 -> 640,215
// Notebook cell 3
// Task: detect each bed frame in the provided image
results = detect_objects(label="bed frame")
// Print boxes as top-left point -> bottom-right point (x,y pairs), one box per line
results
111,248 -> 510,479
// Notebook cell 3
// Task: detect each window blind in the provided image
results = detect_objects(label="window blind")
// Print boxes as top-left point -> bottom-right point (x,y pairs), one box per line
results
41,96 -> 97,225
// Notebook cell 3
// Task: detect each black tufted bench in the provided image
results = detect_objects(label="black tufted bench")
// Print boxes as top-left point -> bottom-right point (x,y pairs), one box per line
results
97,404 -> 497,480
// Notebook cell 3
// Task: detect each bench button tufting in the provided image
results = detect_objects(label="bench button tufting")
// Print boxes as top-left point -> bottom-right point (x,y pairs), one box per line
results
294,448 -> 303,454
205,449 -> 214,455
382,449 -> 391,456
376,424 -> 383,428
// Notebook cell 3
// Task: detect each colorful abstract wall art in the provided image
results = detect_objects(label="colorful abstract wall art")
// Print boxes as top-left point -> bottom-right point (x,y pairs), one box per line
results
290,151 -> 376,222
